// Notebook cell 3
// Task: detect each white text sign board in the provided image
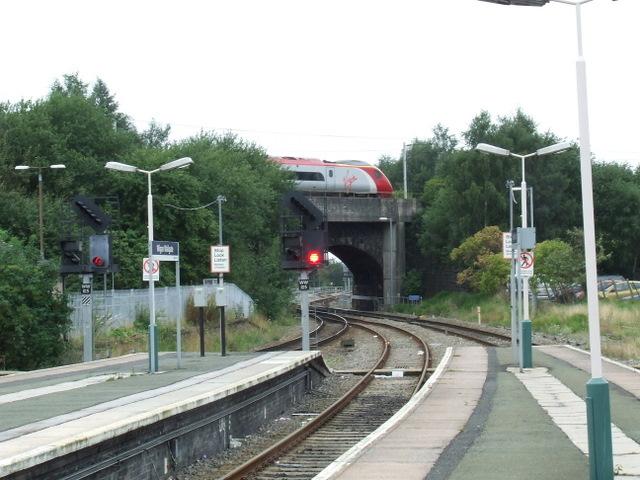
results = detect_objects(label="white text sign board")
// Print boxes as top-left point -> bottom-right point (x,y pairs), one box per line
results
210,245 -> 230,273
503,232 -> 514,259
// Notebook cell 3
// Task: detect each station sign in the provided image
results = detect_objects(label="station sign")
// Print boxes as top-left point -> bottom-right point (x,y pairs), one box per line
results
210,245 -> 230,273
152,241 -> 179,262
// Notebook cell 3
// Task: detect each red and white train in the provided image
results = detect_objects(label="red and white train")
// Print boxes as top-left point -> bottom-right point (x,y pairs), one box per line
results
271,156 -> 394,198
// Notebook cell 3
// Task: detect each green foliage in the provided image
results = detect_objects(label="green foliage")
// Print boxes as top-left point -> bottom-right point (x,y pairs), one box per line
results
402,269 -> 422,295
311,261 -> 345,287
395,291 -> 507,325
450,226 -> 509,295
411,110 -> 581,263
133,305 -> 150,331
534,239 -> 582,302
0,230 -> 70,369
592,162 -> 640,278
0,74 -> 293,323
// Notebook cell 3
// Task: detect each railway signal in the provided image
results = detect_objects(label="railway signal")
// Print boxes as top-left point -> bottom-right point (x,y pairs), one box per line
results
280,191 -> 327,271
306,249 -> 322,267
89,234 -> 112,273
71,195 -> 112,233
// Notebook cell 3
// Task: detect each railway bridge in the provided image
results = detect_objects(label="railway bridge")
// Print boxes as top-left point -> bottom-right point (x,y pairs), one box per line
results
307,196 -> 418,310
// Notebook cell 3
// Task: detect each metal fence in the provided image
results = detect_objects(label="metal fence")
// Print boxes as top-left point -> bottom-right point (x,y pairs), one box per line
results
68,283 -> 254,337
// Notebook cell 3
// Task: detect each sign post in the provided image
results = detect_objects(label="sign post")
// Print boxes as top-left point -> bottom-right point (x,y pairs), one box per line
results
152,241 -> 182,368
210,245 -> 230,356
519,250 -> 534,368
81,274 -> 93,362
194,286 -> 207,357
300,270 -> 310,351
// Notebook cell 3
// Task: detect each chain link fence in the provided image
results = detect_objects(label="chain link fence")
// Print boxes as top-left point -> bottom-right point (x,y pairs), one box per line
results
68,283 -> 254,337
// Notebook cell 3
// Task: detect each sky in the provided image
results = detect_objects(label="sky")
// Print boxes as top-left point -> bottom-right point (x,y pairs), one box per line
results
2,0 -> 639,165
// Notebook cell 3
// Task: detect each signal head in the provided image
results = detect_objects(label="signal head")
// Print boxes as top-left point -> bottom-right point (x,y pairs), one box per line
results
92,256 -> 105,267
306,250 -> 322,267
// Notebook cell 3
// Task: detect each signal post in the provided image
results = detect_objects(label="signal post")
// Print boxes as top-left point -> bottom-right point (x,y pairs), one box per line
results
280,192 -> 327,351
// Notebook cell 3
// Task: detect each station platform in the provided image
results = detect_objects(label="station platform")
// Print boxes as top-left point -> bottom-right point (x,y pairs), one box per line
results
316,345 -> 640,480
0,350 -> 323,479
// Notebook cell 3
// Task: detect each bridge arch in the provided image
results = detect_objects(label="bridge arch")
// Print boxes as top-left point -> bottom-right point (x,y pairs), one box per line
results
329,244 -> 383,310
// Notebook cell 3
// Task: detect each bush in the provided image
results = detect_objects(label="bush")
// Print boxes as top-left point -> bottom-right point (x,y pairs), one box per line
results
0,230 -> 71,369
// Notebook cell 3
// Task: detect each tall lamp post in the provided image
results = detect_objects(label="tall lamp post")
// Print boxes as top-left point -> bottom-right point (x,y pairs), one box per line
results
15,163 -> 66,259
476,141 -> 570,367
105,157 -> 193,373
477,1 -> 617,478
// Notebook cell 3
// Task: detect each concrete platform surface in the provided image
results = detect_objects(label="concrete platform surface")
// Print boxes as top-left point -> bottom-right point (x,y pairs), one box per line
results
315,345 -> 640,480
0,350 -> 319,477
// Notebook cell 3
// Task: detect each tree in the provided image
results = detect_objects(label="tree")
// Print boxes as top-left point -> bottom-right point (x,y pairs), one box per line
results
450,226 -> 509,295
416,110 -> 581,266
534,239 -> 582,302
0,230 -> 70,369
592,162 -> 640,278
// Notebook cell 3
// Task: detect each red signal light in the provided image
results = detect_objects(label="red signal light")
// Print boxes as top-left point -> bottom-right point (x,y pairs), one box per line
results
92,256 -> 105,267
306,250 -> 322,266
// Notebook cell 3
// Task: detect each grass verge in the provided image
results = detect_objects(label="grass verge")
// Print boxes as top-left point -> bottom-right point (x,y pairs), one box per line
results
396,291 -> 640,363
63,311 -> 300,363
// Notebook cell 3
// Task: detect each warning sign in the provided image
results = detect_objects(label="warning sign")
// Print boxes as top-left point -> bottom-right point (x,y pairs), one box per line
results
519,251 -> 534,278
142,258 -> 160,281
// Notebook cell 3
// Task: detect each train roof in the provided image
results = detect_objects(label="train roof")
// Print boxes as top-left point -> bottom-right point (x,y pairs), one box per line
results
270,156 -> 376,168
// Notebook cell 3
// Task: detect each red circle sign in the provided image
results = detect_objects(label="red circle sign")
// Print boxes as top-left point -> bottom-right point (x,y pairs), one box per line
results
520,252 -> 534,269
143,259 -> 160,273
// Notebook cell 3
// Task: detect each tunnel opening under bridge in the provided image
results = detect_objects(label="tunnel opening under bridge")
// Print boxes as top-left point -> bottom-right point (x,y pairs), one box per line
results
329,244 -> 383,310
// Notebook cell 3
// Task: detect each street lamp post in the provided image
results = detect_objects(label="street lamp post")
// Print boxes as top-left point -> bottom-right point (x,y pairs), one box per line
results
105,157 -> 193,373
15,163 -> 66,259
476,141 -> 570,367
379,216 -> 395,306
477,1 -> 616,478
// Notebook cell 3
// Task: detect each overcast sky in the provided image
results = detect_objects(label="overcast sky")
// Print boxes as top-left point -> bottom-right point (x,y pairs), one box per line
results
2,0 -> 639,165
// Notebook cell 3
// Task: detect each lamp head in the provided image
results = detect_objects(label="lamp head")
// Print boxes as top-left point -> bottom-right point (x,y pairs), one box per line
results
476,143 -> 511,157
50,164 -> 66,169
105,161 -> 138,173
536,141 -> 572,157
14,165 -> 30,170
159,157 -> 193,171
478,0 -> 549,6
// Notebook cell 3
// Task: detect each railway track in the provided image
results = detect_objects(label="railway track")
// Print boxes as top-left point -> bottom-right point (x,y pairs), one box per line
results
326,307 -> 515,347
256,313 -> 349,352
221,311 -> 430,480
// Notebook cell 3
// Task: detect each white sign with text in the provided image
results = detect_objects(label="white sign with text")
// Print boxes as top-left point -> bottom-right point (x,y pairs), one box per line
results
210,245 -> 230,273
